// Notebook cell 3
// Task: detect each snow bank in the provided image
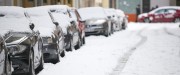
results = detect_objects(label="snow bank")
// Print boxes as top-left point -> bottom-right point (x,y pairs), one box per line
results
26,7 -> 56,37
77,7 -> 107,21
0,6 -> 31,36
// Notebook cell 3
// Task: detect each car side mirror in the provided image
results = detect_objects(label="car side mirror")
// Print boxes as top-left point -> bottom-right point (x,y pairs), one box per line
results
54,22 -> 59,26
107,16 -> 111,19
29,23 -> 35,30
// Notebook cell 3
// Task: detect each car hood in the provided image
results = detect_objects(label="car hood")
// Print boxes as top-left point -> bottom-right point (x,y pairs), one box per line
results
138,13 -> 148,19
85,19 -> 106,25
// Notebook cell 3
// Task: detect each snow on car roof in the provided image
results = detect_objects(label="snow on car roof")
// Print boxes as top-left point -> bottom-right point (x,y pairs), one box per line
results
26,7 -> 56,37
149,6 -> 180,14
38,5 -> 70,14
116,9 -> 125,17
77,7 -> 107,21
51,12 -> 70,34
104,8 -> 116,16
0,6 -> 31,36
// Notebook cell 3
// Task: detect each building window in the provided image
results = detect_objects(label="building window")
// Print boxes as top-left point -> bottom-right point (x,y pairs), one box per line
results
28,0 -> 34,2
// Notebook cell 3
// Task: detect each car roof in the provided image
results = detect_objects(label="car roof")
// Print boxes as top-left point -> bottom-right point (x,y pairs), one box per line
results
0,6 -> 31,36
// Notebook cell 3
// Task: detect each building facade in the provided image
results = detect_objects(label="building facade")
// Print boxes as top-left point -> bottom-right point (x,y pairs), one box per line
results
116,0 -> 180,22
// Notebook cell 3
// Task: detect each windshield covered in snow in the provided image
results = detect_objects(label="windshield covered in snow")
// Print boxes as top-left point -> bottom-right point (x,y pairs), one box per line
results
26,7 -> 55,37
4,32 -> 30,44
0,6 -> 31,36
78,7 -> 107,21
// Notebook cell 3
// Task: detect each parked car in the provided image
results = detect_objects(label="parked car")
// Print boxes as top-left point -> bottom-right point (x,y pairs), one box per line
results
0,6 -> 44,75
0,36 -> 11,75
26,7 -> 65,63
138,6 -> 180,23
70,8 -> 86,45
41,5 -> 81,51
116,9 -> 128,30
78,7 -> 111,37
104,8 -> 118,32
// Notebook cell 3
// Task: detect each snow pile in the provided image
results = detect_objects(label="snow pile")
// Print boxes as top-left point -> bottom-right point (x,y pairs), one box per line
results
116,9 -> 125,17
121,23 -> 180,75
0,6 -> 31,36
78,7 -> 107,21
26,7 -> 56,37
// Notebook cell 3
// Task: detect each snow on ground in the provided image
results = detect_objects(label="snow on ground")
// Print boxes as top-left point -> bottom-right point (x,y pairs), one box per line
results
120,23 -> 180,75
38,22 -> 180,75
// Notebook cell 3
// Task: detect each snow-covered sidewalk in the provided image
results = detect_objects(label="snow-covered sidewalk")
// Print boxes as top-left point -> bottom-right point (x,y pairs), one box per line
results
38,23 -> 180,75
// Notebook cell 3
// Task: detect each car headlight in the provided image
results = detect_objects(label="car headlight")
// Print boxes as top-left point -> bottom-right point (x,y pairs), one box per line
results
149,17 -> 153,21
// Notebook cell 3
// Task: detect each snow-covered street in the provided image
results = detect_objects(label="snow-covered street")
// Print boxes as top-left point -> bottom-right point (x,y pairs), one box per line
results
38,23 -> 180,75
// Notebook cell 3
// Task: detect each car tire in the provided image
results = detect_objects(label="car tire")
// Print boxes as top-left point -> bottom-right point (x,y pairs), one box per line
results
174,18 -> 180,23
122,22 -> 126,30
144,18 -> 150,23
60,50 -> 65,57
82,37 -> 85,44
28,50 -> 35,75
66,39 -> 73,51
5,54 -> 11,75
75,38 -> 81,50
36,57 -> 44,73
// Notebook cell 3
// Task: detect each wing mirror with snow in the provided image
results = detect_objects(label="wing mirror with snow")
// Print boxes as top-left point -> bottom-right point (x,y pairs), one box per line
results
29,23 -> 35,30
53,22 -> 59,26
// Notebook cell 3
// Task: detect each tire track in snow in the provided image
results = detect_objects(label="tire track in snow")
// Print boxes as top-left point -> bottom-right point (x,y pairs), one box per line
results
110,28 -> 147,75
164,28 -> 180,38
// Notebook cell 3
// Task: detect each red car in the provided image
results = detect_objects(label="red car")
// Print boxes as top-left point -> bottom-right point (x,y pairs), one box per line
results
138,6 -> 180,23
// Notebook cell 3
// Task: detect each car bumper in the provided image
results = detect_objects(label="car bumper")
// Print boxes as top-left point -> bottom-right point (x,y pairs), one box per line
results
85,28 -> 105,35
43,43 -> 58,62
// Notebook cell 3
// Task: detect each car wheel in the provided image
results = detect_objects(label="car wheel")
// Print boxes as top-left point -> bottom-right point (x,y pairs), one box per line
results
122,22 -> 126,30
174,18 -> 180,23
82,37 -> 85,44
5,55 -> 11,75
66,39 -> 73,51
36,56 -> 44,73
144,18 -> 150,23
28,50 -> 35,75
75,38 -> 81,50
60,50 -> 65,57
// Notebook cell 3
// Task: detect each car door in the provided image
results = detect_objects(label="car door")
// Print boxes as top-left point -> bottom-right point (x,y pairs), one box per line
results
163,9 -> 176,22
31,33 -> 41,67
0,42 -> 5,74
56,26 -> 65,52
153,9 -> 165,22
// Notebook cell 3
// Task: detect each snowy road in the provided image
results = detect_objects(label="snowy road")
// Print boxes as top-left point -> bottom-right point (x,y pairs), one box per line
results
38,23 -> 180,75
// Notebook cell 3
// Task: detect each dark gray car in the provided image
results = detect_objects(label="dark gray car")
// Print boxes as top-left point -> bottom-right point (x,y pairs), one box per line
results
0,6 -> 44,75
26,7 -> 65,64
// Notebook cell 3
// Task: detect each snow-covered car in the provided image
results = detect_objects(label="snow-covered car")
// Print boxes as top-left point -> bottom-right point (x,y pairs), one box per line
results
0,36 -> 11,75
26,7 -> 65,63
104,8 -> 118,32
41,5 -> 81,51
78,7 -> 111,37
138,6 -> 180,23
69,8 -> 86,45
0,6 -> 44,75
116,9 -> 128,30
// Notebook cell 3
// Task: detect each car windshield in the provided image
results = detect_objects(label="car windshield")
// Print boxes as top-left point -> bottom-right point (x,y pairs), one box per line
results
4,32 -> 31,44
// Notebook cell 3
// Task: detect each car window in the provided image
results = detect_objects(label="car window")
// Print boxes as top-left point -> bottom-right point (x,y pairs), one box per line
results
166,9 -> 176,14
155,9 -> 165,14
